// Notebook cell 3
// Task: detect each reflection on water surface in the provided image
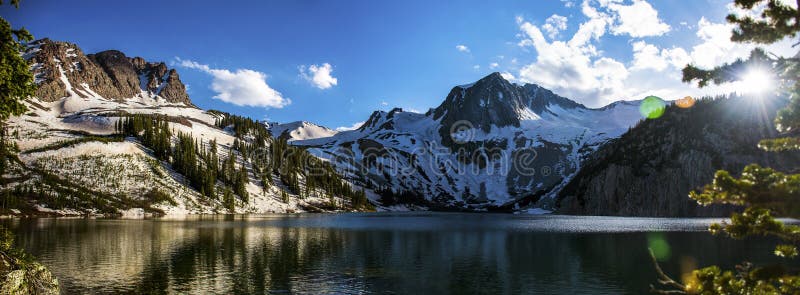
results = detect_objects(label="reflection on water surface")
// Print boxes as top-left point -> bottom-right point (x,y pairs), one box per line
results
3,213 -> 793,294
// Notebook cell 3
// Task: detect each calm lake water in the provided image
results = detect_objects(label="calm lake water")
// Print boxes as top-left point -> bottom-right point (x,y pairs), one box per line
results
2,213 -> 795,294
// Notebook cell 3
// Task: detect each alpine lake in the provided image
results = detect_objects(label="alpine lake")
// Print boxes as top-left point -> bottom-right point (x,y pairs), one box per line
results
3,212 -> 795,294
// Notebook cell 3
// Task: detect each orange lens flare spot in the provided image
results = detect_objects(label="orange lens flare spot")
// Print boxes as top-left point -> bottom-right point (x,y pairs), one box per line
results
675,96 -> 695,108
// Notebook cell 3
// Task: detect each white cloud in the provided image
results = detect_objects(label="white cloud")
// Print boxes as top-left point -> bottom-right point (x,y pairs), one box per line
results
606,0 -> 670,37
636,16 -> 795,72
456,44 -> 470,53
516,13 -> 629,106
176,58 -> 290,108
489,62 -> 499,69
631,41 -> 690,72
500,72 -> 516,81
542,14 -> 569,39
629,15 -> 795,98
511,0 -> 789,106
473,65 -> 481,70
381,101 -> 389,106
299,63 -> 338,89
683,16 -> 794,70
567,1 -> 610,46
336,121 -> 365,131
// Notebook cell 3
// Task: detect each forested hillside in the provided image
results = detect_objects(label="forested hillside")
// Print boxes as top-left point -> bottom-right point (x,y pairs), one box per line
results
0,38 -> 372,216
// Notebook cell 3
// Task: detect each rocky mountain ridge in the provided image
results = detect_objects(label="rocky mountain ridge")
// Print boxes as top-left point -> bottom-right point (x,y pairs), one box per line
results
25,38 -> 191,104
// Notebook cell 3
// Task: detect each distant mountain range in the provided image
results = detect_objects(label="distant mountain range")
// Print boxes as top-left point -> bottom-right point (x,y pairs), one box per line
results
8,38 -> 797,216
290,72 -> 643,211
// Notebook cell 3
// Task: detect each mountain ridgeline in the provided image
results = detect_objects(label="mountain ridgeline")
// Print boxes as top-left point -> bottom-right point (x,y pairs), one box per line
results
26,39 -> 191,104
431,72 -> 586,147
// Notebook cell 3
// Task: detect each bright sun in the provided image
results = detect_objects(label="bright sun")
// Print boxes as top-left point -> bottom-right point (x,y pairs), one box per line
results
741,69 -> 773,95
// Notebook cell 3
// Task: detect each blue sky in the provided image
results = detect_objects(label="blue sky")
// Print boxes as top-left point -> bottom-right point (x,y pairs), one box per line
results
2,0 -> 792,130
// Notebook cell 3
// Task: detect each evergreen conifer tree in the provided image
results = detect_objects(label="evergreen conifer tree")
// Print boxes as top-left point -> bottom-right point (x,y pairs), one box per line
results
653,1 -> 800,293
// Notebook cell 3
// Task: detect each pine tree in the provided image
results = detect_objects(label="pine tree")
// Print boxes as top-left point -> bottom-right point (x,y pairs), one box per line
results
0,3 -> 60,293
653,1 -> 800,293
0,1 -> 33,122
0,127 -> 8,177
234,164 -> 248,203
223,187 -> 235,212
281,190 -> 289,203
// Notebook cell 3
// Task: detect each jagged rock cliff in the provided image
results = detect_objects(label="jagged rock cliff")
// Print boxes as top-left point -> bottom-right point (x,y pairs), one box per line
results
556,95 -> 800,217
24,38 -> 191,104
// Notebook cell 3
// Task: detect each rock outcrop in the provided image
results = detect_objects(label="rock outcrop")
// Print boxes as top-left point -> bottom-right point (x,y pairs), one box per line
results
24,38 -> 192,105
556,95 -> 800,216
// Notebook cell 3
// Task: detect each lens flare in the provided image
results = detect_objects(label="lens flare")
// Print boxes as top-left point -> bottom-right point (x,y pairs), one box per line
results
640,96 -> 666,119
741,69 -> 773,94
675,96 -> 695,109
647,233 -> 671,261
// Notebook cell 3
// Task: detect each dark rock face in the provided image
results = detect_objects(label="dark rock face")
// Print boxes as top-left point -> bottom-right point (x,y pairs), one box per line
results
88,50 -> 142,98
433,73 -> 526,133
24,38 -> 192,105
27,39 -> 116,101
522,83 -> 585,114
556,95 -> 800,217
159,69 -> 190,104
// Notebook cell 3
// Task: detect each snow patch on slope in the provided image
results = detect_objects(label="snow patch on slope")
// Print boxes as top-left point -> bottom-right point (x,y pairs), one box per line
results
267,121 -> 338,141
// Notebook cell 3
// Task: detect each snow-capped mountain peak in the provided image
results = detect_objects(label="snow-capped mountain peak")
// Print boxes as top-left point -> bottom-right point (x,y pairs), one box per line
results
433,73 -> 592,128
292,72 -> 644,211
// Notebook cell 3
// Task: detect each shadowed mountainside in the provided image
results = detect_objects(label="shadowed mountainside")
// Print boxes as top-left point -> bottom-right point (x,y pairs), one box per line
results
556,95 -> 800,216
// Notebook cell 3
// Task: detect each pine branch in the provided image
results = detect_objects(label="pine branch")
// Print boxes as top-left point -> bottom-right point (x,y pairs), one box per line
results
648,249 -> 686,294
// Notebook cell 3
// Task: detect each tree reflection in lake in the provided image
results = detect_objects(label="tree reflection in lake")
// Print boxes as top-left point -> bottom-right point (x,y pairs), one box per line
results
2,213 -> 795,294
